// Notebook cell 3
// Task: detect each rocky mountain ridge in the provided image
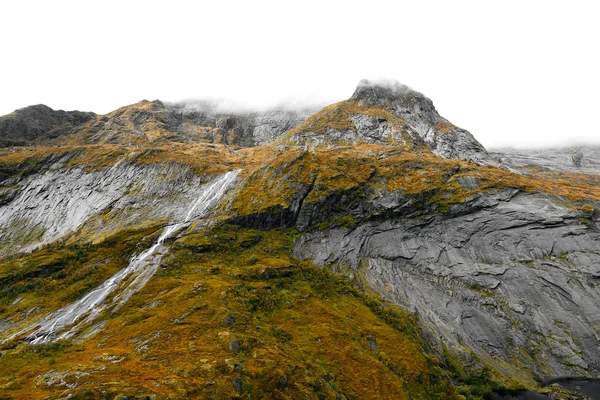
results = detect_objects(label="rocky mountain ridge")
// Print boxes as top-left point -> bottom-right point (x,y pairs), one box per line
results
0,105 -> 95,147
0,80 -> 493,164
0,100 -> 315,149
0,80 -> 598,399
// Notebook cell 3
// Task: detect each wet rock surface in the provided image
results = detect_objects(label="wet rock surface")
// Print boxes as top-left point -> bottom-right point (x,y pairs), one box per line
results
0,157 -> 219,256
294,189 -> 600,379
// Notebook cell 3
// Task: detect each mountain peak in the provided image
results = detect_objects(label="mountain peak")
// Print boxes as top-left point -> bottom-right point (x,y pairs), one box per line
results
351,78 -> 415,105
0,82 -> 492,164
0,104 -> 95,147
282,79 -> 494,164
14,104 -> 55,114
351,79 -> 437,120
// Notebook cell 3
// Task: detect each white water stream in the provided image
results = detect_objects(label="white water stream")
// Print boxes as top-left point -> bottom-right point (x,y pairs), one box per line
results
20,170 -> 239,344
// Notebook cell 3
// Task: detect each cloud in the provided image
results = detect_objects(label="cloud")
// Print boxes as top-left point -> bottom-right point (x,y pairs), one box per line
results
164,96 -> 326,115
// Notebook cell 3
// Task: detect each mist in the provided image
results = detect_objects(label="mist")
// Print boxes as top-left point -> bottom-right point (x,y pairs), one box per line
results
2,1 -> 599,150
489,139 -> 600,151
163,95 -> 328,116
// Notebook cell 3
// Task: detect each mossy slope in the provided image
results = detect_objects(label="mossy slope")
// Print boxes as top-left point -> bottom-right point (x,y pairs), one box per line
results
231,144 -> 600,230
0,225 -> 474,399
1,97 -> 599,399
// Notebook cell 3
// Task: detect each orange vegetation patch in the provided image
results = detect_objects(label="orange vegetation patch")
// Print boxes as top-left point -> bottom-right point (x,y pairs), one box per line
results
0,226 -> 459,399
232,143 -> 600,219
287,100 -> 407,137
435,120 -> 454,133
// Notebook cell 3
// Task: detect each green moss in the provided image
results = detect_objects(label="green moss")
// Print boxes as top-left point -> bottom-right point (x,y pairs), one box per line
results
465,283 -> 494,297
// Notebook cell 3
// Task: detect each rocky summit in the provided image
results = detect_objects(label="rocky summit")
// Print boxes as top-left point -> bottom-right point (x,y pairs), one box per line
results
0,80 -> 599,399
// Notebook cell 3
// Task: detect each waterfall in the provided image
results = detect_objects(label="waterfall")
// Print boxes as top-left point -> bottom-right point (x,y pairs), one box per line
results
21,170 -> 239,344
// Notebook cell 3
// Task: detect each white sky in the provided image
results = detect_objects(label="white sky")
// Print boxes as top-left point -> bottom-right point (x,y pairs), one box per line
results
1,0 -> 598,148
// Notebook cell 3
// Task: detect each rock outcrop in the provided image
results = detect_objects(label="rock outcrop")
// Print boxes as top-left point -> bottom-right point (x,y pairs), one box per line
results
70,100 -> 314,147
351,79 -> 494,163
294,187 -> 600,379
0,105 -> 95,147
0,153 -> 219,256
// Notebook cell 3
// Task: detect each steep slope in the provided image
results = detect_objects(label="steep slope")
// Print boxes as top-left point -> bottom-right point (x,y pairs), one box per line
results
0,225 -> 469,399
0,105 -> 95,147
285,80 -> 494,164
0,144 -> 245,257
225,146 -> 600,386
1,81 -> 599,399
295,189 -> 600,377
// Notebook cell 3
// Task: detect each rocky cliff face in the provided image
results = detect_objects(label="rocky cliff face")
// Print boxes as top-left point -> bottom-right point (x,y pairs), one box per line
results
163,102 -> 314,146
1,81 -> 599,399
294,189 -> 600,379
285,80 -> 495,164
351,79 -> 493,163
0,154 -> 212,256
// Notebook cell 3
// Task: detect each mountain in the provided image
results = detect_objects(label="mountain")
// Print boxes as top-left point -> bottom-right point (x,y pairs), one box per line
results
0,80 -> 598,399
0,80 -> 492,163
71,100 -> 316,147
0,105 -> 95,147
0,100 -> 316,148
350,79 -> 492,163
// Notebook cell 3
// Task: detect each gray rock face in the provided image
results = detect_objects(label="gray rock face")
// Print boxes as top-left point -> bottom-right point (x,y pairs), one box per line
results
295,190 -> 600,379
0,101 -> 313,148
0,158 -> 215,256
348,114 -> 410,144
151,101 -> 313,146
426,126 -> 493,163
252,110 -> 313,145
352,79 -> 494,164
289,114 -> 411,148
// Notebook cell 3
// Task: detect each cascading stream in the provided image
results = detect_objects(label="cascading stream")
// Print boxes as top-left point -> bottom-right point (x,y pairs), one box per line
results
20,170 -> 239,344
